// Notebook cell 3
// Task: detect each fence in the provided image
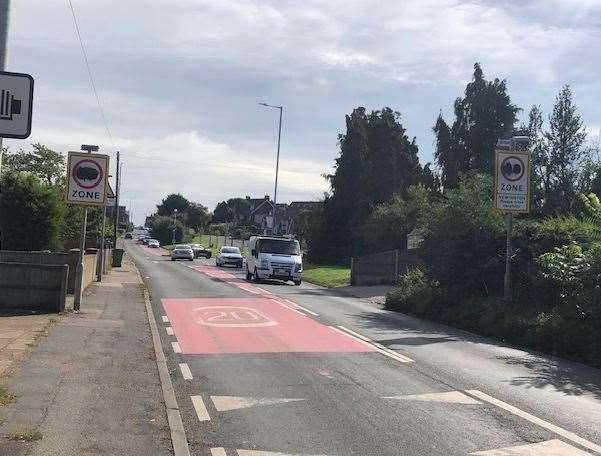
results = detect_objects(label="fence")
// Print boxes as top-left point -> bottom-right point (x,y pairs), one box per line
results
351,249 -> 421,286
0,263 -> 69,313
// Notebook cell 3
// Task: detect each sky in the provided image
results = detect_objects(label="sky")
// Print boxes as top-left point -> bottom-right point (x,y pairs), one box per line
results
4,0 -> 601,224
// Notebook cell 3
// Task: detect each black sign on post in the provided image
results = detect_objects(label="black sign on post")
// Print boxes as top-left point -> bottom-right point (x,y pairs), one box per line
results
0,71 -> 34,139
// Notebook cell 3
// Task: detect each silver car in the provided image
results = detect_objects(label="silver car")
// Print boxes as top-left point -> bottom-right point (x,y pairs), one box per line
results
216,246 -> 243,268
171,244 -> 194,261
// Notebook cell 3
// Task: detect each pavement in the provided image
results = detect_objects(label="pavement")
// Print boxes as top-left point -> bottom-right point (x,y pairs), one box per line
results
0,256 -> 171,456
127,240 -> 601,456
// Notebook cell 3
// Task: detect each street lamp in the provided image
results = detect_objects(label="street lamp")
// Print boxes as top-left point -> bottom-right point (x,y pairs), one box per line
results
259,102 -> 283,235
172,209 -> 178,245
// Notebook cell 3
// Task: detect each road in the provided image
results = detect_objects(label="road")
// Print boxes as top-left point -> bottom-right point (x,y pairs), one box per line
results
127,241 -> 601,456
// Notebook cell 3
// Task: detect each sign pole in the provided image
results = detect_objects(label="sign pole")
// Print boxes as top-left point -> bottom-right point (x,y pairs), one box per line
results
73,206 -> 88,311
503,213 -> 513,302
97,202 -> 107,282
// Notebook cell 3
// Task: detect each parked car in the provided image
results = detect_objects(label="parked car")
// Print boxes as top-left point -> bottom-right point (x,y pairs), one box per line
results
190,244 -> 212,259
124,233 -> 133,239
141,237 -> 151,245
216,246 -> 243,268
246,236 -> 302,285
147,239 -> 160,248
171,244 -> 194,261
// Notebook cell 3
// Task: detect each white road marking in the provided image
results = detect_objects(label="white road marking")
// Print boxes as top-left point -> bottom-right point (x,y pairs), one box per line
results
470,439 -> 592,455
384,391 -> 481,405
166,326 -> 174,335
191,395 -> 210,422
178,363 -> 193,380
237,451 -> 327,456
171,341 -> 182,353
161,315 -> 169,323
211,396 -> 305,412
466,390 -> 601,455
337,325 -> 370,342
330,326 -> 414,363
210,449 -> 227,456
271,299 -> 306,316
294,304 -> 319,316
255,286 -> 272,295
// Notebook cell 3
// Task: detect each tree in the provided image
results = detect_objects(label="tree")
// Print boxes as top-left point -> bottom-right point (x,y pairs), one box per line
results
537,86 -> 587,215
3,143 -> 65,185
213,201 -> 233,223
156,193 -> 190,216
434,63 -> 519,188
186,202 -> 210,233
149,215 -> 184,245
0,172 -> 63,251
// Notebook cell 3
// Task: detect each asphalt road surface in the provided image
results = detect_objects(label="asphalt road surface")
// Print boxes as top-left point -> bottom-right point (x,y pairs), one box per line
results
127,241 -> 601,456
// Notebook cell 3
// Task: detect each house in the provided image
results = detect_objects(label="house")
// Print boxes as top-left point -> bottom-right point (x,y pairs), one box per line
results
279,201 -> 322,235
245,195 -> 274,228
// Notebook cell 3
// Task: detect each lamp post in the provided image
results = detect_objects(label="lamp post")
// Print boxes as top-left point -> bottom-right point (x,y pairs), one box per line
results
172,209 -> 178,245
259,102 -> 283,235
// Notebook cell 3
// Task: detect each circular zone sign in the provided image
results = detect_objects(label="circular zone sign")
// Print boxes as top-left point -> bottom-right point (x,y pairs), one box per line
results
500,155 -> 525,182
72,159 -> 104,189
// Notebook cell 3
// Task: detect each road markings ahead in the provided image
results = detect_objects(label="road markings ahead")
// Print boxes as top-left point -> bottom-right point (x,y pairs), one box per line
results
465,390 -> 601,455
211,396 -> 305,412
210,449 -> 227,456
470,439 -> 592,455
236,450 -> 328,456
330,326 -> 414,363
383,391 -> 481,405
162,315 -> 169,323
294,304 -> 319,316
166,326 -> 174,335
178,363 -> 193,380
171,341 -> 182,353
191,395 -> 211,422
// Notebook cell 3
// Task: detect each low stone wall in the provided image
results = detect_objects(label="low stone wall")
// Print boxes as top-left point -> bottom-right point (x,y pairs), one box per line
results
0,262 -> 68,313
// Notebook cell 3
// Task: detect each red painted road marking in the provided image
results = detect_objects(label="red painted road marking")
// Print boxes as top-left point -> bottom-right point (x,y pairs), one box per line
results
189,264 -> 273,296
162,297 -> 375,354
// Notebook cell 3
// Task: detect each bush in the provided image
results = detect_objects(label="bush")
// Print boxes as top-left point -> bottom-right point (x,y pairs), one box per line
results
149,216 -> 184,245
419,174 -> 505,299
385,268 -> 440,314
0,172 -> 63,251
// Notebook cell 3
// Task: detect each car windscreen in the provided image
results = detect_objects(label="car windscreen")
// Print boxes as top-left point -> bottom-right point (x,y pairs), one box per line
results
257,239 -> 300,255
222,248 -> 240,254
175,245 -> 190,250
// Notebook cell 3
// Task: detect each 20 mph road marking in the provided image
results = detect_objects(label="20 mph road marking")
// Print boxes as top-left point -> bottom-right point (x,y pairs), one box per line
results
191,395 -> 211,422
178,363 -> 192,380
465,390 -> 601,455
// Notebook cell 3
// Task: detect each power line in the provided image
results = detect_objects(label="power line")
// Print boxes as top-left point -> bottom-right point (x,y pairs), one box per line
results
66,0 -> 114,145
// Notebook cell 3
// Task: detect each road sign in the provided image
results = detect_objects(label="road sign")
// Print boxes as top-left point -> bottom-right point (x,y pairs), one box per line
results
66,151 -> 110,206
494,150 -> 531,213
0,71 -> 34,139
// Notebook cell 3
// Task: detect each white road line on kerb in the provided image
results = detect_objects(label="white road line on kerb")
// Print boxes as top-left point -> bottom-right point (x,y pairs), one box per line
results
271,299 -> 306,316
178,363 -> 193,380
329,326 -> 414,363
210,448 -> 227,456
337,325 -> 371,342
166,327 -> 174,336
161,315 -> 169,323
255,286 -> 272,295
465,390 -> 601,455
171,341 -> 182,353
191,395 -> 211,422
294,304 -> 319,316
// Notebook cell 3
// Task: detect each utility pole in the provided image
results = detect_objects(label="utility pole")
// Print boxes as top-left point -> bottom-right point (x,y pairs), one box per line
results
172,209 -> 178,245
113,151 -> 120,247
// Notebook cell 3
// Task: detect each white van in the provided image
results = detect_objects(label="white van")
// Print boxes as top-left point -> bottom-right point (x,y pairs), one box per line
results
246,236 -> 302,285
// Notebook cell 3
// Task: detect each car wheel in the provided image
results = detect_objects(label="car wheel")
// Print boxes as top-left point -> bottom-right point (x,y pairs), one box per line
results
171,258 -> 175,261
253,268 -> 261,283
294,280 -> 302,286
246,267 -> 252,281
189,258 -> 194,261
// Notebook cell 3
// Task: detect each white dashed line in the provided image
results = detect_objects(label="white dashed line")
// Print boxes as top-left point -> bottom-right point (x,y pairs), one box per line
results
255,286 -> 272,295
465,390 -> 601,455
271,299 -> 306,316
161,315 -> 169,323
337,325 -> 370,342
166,326 -> 174,336
294,304 -> 319,316
210,449 -> 227,456
178,363 -> 193,380
171,341 -> 182,353
191,395 -> 211,421
329,326 -> 413,363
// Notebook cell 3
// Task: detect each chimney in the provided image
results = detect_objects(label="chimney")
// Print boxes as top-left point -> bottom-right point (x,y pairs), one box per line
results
264,195 -> 270,200
245,196 -> 251,200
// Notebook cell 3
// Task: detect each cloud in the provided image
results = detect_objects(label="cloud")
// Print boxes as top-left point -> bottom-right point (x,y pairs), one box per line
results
4,0 -> 601,224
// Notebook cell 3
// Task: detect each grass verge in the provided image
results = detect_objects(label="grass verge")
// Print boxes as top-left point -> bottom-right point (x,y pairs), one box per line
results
302,263 -> 351,288
0,387 -> 14,406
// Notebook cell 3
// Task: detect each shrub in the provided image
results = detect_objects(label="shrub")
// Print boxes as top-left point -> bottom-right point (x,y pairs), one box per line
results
149,215 -> 184,245
385,268 -> 440,314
